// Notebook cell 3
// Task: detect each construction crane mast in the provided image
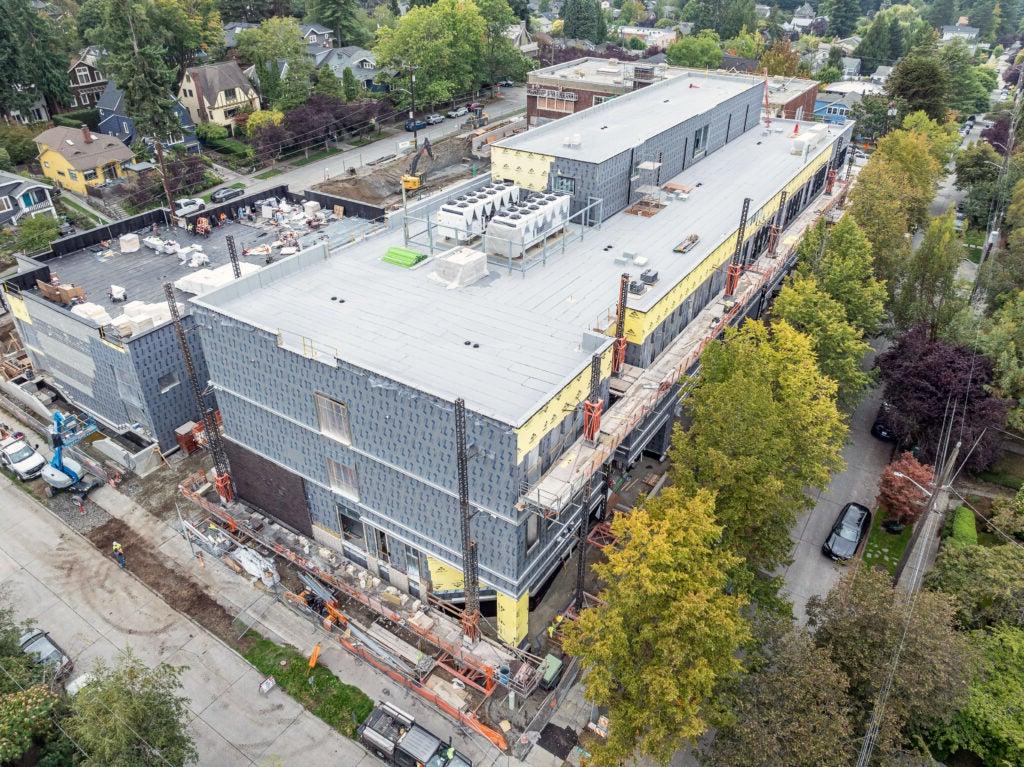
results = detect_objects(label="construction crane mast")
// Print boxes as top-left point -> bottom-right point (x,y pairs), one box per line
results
226,234 -> 242,279
724,197 -> 752,297
612,273 -> 629,374
163,283 -> 234,504
454,398 -> 481,642
576,353 -> 604,610
767,190 -> 787,256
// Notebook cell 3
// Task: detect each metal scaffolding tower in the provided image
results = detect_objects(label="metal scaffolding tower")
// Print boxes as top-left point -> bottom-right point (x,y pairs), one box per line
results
576,353 -> 604,610
612,273 -> 629,374
724,197 -> 752,297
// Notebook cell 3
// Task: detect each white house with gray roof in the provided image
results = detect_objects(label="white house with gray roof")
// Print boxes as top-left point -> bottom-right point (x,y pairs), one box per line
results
0,172 -> 55,226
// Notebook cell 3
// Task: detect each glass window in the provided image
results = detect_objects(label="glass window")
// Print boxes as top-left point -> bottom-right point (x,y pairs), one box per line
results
526,514 -> 539,553
158,372 -> 179,393
68,171 -> 78,181
224,87 -> 237,101
405,547 -> 421,582
692,125 -> 709,157
552,175 -> 575,194
315,392 -> 352,444
0,198 -> 11,213
336,501 -> 366,549
327,457 -> 359,500
76,66 -> 91,85
537,95 -> 573,113
83,169 -> 96,181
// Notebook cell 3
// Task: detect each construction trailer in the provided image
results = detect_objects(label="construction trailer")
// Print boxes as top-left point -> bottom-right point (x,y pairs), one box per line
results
188,70 -> 855,649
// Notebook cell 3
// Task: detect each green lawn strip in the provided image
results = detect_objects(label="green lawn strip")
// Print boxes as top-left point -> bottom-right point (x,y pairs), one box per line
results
292,147 -> 343,166
976,469 -> 1024,490
962,228 -> 985,264
200,181 -> 245,203
56,196 -> 104,227
253,167 -> 284,180
242,636 -> 373,738
862,508 -> 912,576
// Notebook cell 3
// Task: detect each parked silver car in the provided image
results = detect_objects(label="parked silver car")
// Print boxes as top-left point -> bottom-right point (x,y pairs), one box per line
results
19,629 -> 73,681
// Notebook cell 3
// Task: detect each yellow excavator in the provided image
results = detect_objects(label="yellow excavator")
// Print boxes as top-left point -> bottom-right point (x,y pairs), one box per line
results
401,137 -> 434,191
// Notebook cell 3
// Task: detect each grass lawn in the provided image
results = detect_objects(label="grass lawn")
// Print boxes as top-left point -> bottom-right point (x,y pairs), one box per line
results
962,228 -> 985,264
292,147 -> 343,166
57,196 -> 104,227
253,167 -> 284,180
975,451 -> 1024,490
200,181 -> 245,203
862,509 -> 912,576
242,636 -> 373,738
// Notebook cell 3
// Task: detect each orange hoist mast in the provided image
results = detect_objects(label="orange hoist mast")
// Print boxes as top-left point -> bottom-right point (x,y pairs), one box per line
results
612,273 -> 629,374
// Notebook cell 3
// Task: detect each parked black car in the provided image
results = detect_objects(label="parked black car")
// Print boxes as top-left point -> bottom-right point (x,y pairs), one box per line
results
210,186 -> 244,203
822,502 -> 872,561
870,402 -> 895,442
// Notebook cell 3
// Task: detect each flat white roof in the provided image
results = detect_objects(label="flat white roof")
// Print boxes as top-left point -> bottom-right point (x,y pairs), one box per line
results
197,119 -> 846,425
498,71 -> 760,164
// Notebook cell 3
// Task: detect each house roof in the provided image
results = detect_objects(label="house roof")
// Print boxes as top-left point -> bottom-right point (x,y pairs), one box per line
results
942,24 -> 979,35
0,170 -> 50,199
183,61 -> 253,106
95,81 -> 123,114
34,126 -> 134,170
222,21 -> 258,48
69,46 -> 102,72
301,23 -> 333,36
321,46 -> 376,71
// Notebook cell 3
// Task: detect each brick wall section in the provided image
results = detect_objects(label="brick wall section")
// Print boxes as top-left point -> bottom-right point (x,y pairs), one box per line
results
223,437 -> 314,536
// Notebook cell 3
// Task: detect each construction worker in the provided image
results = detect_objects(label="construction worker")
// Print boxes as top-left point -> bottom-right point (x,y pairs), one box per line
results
112,541 -> 126,569
547,613 -> 564,639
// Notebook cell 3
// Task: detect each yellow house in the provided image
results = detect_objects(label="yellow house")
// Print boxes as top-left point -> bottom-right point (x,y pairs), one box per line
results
35,125 -> 134,196
178,62 -> 261,135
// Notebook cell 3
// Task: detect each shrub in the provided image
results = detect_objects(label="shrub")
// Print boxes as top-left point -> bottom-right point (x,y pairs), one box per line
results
195,122 -> 229,142
877,452 -> 935,525
0,125 -> 40,165
51,108 -> 100,131
947,505 -> 978,549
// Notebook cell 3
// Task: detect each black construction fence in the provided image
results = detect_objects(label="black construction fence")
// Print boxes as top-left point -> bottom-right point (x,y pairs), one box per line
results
47,208 -> 171,259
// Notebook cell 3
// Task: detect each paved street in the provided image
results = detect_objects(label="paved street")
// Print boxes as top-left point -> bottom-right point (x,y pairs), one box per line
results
215,87 -> 527,199
0,472 -> 376,767
780,350 -> 893,623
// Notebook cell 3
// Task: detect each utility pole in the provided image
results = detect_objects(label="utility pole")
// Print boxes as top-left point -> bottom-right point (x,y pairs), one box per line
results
892,439 -> 961,590
154,141 -> 176,224
408,69 -> 419,149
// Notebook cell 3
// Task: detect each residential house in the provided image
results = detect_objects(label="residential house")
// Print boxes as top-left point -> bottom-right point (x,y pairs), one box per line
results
3,95 -> 50,126
301,23 -> 335,48
96,82 -> 200,154
721,53 -> 760,72
222,21 -> 258,49
34,125 -> 134,195
870,65 -> 893,84
941,24 -> 980,41
835,35 -> 861,54
319,47 -> 379,89
243,59 -> 292,94
841,57 -> 861,77
506,21 -> 539,58
178,62 -> 261,135
755,3 -> 771,17
0,171 -> 56,226
814,90 -> 859,123
789,1 -> 818,30
67,47 -> 107,109
617,25 -> 678,48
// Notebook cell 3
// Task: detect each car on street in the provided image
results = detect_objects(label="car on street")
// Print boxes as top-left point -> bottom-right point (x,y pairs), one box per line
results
425,113 -> 444,125
172,197 -> 205,217
19,629 -> 73,681
852,149 -> 869,164
870,402 -> 896,442
0,433 -> 46,480
209,186 -> 244,204
447,106 -> 469,118
405,118 -> 428,131
822,502 -> 872,562
498,79 -> 516,87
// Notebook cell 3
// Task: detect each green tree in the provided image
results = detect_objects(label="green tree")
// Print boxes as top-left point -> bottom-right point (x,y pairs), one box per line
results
808,568 -> 973,761
0,148 -> 11,172
477,0 -> 531,86
848,93 -> 901,142
92,0 -> 181,141
848,161 -> 913,308
14,215 -> 59,255
722,26 -> 762,58
926,543 -> 1024,629
562,489 -> 749,767
759,38 -> 801,76
704,631 -> 856,767
69,651 -> 197,767
77,0 -> 107,43
235,16 -> 307,67
886,49 -> 949,121
873,123 -> 943,226
773,275 -> 873,410
342,66 -> 360,101
926,0 -> 955,26
619,0 -> 645,22
666,29 -> 724,67
901,110 -> 961,167
273,58 -> 313,110
822,0 -> 859,37
561,0 -> 606,41
931,626 -> 1024,767
894,213 -> 964,335
313,67 -> 345,100
669,321 -> 847,574
149,0 -> 224,82
216,0 -> 273,21
854,12 -> 892,73
939,39 -> 997,115
976,291 -> 1024,430
815,64 -> 842,84
0,0 -> 71,116
309,0 -> 361,44
244,107 -> 283,136
374,0 -> 487,107
682,0 -> 755,38
955,140 -> 1001,190
797,217 -> 886,337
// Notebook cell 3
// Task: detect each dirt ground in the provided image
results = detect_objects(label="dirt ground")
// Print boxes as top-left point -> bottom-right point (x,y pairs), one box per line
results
116,449 -> 213,522
314,134 -> 488,208
86,517 -> 254,653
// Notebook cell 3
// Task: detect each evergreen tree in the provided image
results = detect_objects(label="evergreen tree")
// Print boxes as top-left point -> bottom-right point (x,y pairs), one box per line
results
310,0 -> 361,45
0,0 -> 71,116
886,50 -> 948,121
216,0 -> 273,22
342,66 -> 360,100
854,13 -> 889,73
970,0 -> 996,39
927,0 -> 956,27
822,0 -> 859,37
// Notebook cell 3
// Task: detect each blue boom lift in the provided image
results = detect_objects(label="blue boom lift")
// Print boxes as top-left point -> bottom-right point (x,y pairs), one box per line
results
41,411 -> 101,498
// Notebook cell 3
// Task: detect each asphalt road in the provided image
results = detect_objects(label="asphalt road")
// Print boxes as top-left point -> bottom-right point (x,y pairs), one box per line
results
220,87 -> 527,199
780,347 -> 893,623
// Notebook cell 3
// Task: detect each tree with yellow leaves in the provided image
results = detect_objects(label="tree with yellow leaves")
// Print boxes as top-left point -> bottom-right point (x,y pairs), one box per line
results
561,488 -> 749,767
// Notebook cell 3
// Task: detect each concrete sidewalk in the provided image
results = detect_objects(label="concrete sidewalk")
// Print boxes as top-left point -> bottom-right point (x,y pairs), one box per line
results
0,473 -> 375,767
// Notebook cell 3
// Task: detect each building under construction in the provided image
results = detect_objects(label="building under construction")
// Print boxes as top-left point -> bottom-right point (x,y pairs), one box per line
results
188,70 -> 854,647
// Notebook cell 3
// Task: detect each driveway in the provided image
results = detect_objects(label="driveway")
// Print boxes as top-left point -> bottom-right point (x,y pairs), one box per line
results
780,360 -> 893,623
0,473 -> 376,767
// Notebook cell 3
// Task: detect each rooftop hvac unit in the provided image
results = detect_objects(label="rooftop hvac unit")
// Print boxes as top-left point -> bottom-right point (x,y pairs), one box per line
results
640,269 -> 658,285
429,246 -> 489,289
629,280 -> 646,295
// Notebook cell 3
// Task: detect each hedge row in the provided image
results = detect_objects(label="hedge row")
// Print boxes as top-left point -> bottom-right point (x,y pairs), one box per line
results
947,505 -> 978,549
52,108 -> 100,131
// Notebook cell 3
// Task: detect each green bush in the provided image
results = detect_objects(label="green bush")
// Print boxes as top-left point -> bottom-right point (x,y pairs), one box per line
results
947,505 -> 978,549
52,108 -> 100,130
195,122 -> 229,142
207,137 -> 253,160
0,125 -> 40,165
